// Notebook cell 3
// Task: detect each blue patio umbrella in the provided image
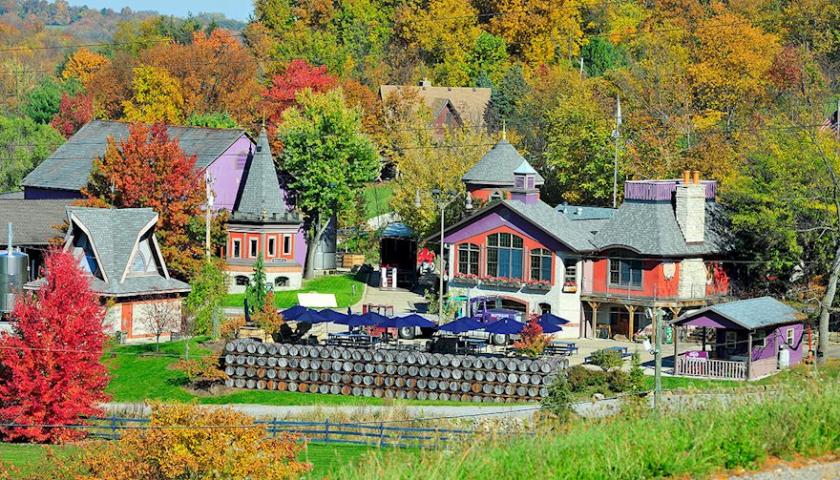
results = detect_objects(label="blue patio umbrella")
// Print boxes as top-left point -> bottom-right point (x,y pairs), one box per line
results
539,313 -> 571,326
294,310 -> 328,324
379,314 -> 438,329
281,305 -> 309,320
483,318 -> 526,335
347,311 -> 389,327
319,309 -> 350,323
538,321 -> 564,334
438,316 -> 483,334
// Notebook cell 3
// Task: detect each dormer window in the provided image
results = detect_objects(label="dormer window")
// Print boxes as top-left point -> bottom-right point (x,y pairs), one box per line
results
129,234 -> 160,276
72,230 -> 100,278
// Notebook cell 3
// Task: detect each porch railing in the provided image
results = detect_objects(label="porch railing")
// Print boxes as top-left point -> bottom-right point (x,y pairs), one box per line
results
675,356 -> 746,380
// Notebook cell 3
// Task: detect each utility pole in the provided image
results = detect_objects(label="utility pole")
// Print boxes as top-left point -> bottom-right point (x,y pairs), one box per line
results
612,94 -> 622,208
654,307 -> 663,413
836,98 -> 840,141
579,57 -> 584,79
205,171 -> 214,259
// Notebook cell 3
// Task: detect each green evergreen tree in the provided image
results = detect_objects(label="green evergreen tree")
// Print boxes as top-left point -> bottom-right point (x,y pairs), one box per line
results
245,254 -> 269,315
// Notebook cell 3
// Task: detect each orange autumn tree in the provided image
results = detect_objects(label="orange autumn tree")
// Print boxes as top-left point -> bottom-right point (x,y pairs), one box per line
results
61,47 -> 109,84
71,403 -> 310,480
82,123 -> 204,279
513,317 -> 549,357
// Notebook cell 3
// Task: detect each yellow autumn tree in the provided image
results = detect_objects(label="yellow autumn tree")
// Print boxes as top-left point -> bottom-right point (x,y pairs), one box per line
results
481,0 -> 593,65
67,403 -> 310,480
61,48 -> 110,84
688,8 -> 780,118
122,66 -> 184,123
395,0 -> 480,85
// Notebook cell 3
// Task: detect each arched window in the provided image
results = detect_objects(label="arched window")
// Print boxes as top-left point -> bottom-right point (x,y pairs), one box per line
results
457,243 -> 479,275
530,248 -> 552,281
235,275 -> 249,286
275,276 -> 289,287
486,233 -> 523,279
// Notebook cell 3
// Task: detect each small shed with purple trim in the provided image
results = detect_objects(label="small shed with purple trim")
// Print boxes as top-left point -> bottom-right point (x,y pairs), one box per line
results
669,297 -> 805,381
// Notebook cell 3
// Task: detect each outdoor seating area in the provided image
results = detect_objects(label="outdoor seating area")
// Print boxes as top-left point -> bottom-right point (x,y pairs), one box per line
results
583,346 -> 632,364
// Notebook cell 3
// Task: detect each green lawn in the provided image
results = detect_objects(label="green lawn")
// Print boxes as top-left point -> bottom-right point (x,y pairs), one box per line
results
363,182 -> 394,220
0,441 -> 376,479
223,274 -> 365,309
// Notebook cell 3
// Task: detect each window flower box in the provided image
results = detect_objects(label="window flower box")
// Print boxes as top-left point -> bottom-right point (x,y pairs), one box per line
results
481,276 -> 522,290
523,280 -> 552,292
451,273 -> 480,286
562,282 -> 578,293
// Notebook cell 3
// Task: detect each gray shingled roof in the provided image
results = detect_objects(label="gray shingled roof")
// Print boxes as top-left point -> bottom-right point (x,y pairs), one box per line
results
591,200 -> 728,256
231,130 -> 300,225
66,207 -> 190,296
502,200 -> 594,251
673,297 -> 801,329
0,200 -> 69,245
462,139 -> 544,186
23,120 -> 248,192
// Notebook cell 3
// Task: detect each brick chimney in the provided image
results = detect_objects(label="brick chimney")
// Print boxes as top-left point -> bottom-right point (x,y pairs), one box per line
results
675,170 -> 705,243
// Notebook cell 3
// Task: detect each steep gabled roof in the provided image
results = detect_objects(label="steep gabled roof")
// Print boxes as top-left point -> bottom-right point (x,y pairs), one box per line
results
462,139 -> 545,186
231,130 -> 300,225
590,200 -> 729,256
379,84 -> 491,125
64,207 -> 190,296
23,120 -> 249,192
0,200 -> 69,245
672,297 -> 801,329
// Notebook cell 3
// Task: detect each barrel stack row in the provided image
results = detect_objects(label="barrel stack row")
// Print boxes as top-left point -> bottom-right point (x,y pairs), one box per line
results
223,339 -> 568,403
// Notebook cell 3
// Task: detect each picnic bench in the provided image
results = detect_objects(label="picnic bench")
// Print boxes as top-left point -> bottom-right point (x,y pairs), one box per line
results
543,340 -> 578,356
584,346 -> 633,364
326,332 -> 379,348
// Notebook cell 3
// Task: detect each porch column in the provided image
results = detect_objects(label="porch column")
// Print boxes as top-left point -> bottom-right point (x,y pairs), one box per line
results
747,331 -> 753,380
701,326 -> 706,352
673,324 -> 679,374
587,301 -> 600,339
625,304 -> 636,341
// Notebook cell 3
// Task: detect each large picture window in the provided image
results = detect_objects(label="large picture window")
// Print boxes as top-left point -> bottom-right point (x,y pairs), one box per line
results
609,259 -> 643,288
529,248 -> 552,281
486,233 -> 523,278
457,243 -> 480,275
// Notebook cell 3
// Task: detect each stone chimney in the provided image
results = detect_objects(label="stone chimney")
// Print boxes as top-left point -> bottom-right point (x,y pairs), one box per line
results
675,170 -> 705,243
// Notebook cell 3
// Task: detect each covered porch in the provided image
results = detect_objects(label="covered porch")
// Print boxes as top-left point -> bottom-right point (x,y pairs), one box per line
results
669,297 -> 804,381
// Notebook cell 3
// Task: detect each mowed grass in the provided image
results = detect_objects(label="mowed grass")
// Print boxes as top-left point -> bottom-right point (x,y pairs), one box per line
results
363,182 -> 394,220
332,374 -> 840,479
223,274 -> 365,308
0,441 -> 376,478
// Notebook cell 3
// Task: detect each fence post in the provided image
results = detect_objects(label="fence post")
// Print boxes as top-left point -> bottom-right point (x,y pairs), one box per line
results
378,422 -> 384,447
109,416 -> 117,440
324,418 -> 330,442
272,417 -> 277,439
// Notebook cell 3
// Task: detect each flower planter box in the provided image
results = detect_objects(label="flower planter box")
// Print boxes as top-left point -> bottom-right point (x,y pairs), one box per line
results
451,276 -> 479,287
562,284 -> 578,293
523,283 -> 552,293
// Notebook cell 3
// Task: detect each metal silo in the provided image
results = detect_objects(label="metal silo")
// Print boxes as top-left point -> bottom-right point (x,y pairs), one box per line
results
1,223 -> 30,314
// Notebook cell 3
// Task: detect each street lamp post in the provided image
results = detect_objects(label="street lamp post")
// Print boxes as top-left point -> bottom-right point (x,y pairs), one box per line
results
416,188 -> 472,322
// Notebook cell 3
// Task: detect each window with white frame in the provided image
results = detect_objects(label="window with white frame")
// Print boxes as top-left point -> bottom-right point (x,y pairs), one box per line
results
563,260 -> 577,285
268,237 -> 276,256
786,328 -> 795,346
249,238 -> 258,257
457,243 -> 480,275
231,239 -> 241,258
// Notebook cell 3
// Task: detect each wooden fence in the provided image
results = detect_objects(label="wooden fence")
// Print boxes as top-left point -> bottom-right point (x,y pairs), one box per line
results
74,416 -> 488,448
675,356 -> 747,380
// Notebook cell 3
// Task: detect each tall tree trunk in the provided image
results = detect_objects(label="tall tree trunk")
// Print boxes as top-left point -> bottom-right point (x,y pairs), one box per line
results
304,217 -> 330,280
818,240 -> 840,364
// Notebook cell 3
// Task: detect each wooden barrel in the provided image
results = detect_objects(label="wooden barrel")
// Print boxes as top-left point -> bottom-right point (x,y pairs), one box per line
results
518,360 -> 530,373
235,366 -> 245,376
482,383 -> 492,394
460,393 -> 471,402
493,384 -> 504,395
397,365 -> 408,376
330,372 -> 342,383
352,387 -> 362,396
439,392 -> 449,401
353,363 -> 364,373
245,356 -> 256,366
441,369 -> 451,380
364,363 -> 375,374
225,378 -> 235,388
384,389 -> 395,399
338,349 -> 350,361
266,369 -> 277,379
277,369 -> 287,380
406,378 -> 417,389
309,347 -> 320,359
352,374 -> 362,385
362,376 -> 374,386
277,344 -> 289,356
386,364 -> 397,375
374,376 -> 384,387
507,373 -> 518,383
299,371 -> 309,382
288,358 -> 300,369
234,378 -> 245,388
428,392 -> 438,401
341,373 -> 352,384
330,384 -> 341,395
311,360 -> 321,370
451,369 -> 462,380
417,378 -> 427,390
540,362 -> 552,374
439,355 -> 451,367
362,351 -> 373,362
256,367 -> 266,378
225,366 -> 236,376
417,391 -> 428,400
460,382 -> 471,393
246,379 -> 256,389
474,370 -> 485,382
288,345 -> 299,356
256,380 -> 266,390
276,381 -> 287,391
528,387 -> 539,398
235,355 -> 246,365
540,387 -> 549,397
406,390 -> 417,400
256,356 -> 267,367
267,357 -> 277,367
428,354 -> 440,367
419,367 -> 430,377
437,381 -> 448,392
299,358 -> 310,370
308,384 -> 318,393
428,379 -> 438,390
384,377 -> 394,387
518,373 -> 529,384
319,347 -> 330,359
341,385 -> 352,395
482,396 -> 494,404
329,347 -> 341,359
450,356 -> 461,368
504,384 -> 516,395
342,362 -> 353,373
373,351 -> 385,362
225,354 -> 235,364
277,358 -> 288,368
351,350 -> 363,361
256,344 -> 267,355
417,354 -> 428,366
383,351 -> 395,363
408,366 -> 419,376
485,371 -> 496,383
429,368 -> 440,378
246,366 -> 256,377
530,375 -> 541,386
516,386 -> 527,397
375,363 -> 386,374
395,377 -> 405,388
373,388 -> 384,398
472,395 -> 482,403
288,370 -> 299,381
463,370 -> 474,381
320,372 -> 330,383
225,342 -> 236,353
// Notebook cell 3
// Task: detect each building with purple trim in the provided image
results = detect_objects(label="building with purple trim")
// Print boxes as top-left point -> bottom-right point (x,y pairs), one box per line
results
435,138 -> 734,339
669,297 -> 805,380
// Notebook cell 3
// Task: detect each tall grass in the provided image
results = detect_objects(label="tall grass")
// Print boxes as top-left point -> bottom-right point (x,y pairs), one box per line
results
332,382 -> 840,479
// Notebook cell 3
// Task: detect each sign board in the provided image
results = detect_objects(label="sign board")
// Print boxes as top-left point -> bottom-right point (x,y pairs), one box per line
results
297,293 -> 338,308
685,350 -> 708,360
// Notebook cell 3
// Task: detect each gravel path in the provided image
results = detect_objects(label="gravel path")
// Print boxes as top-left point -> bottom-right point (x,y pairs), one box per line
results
728,461 -> 840,479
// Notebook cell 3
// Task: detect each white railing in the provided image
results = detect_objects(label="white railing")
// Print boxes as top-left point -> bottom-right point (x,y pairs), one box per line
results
675,356 -> 746,380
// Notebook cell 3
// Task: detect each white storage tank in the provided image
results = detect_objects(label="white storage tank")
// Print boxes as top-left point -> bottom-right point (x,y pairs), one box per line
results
1,223 -> 30,314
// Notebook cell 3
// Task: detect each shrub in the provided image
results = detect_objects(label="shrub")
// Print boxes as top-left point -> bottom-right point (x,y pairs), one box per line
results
513,318 -> 549,357
589,349 -> 624,371
252,291 -> 284,336
607,370 -> 630,392
541,374 -> 573,421
629,352 -> 645,393
172,356 -> 227,388
68,403 -> 311,479
566,365 -> 607,392
220,316 -> 246,341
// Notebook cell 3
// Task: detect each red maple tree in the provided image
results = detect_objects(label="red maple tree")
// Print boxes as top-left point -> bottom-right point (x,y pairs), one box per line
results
263,59 -> 338,126
82,123 -> 204,279
513,317 -> 548,357
0,250 -> 109,443
50,92 -> 93,138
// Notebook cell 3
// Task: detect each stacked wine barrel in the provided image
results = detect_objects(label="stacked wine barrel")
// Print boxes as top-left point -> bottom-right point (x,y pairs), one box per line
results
223,340 -> 568,403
